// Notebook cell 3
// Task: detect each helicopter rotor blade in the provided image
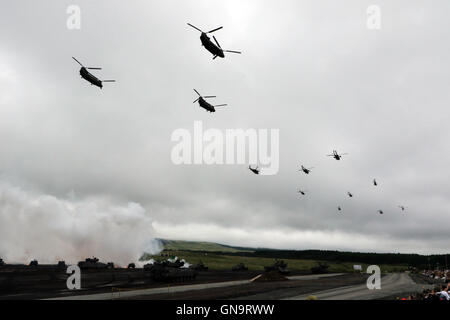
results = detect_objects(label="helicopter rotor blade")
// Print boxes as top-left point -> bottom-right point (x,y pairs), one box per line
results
203,96 -> 216,99
207,26 -> 223,33
213,36 -> 222,48
72,57 -> 84,67
193,89 -> 201,96
193,98 -> 200,103
223,50 -> 242,54
214,104 -> 227,107
102,80 -> 115,82
187,23 -> 203,33
87,67 -> 102,70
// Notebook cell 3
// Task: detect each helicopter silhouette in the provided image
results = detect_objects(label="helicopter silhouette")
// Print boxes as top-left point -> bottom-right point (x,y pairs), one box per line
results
193,89 -> 227,113
338,206 -> 342,211
378,210 -> 384,215
373,179 -> 378,186
72,57 -> 115,89
297,190 -> 307,196
249,166 -> 260,175
327,150 -> 348,161
299,165 -> 313,174
347,192 -> 353,198
187,23 -> 241,59
398,205 -> 407,211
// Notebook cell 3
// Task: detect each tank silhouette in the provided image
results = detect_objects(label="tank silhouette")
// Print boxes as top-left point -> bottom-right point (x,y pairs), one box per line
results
264,260 -> 289,274
232,263 -> 248,272
144,259 -> 197,282
29,260 -> 38,267
190,261 -> 208,271
78,257 -> 114,270
311,262 -> 329,274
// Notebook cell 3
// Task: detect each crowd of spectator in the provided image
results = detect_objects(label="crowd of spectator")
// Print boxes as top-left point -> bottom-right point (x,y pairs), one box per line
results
400,270 -> 449,301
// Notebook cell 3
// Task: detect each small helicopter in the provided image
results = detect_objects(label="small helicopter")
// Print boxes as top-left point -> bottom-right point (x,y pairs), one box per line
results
398,205 -> 407,211
299,165 -> 314,174
327,150 -> 349,161
249,165 -> 260,175
378,210 -> 384,215
193,89 -> 227,113
72,57 -> 115,89
338,206 -> 342,211
187,23 -> 242,59
297,190 -> 307,196
347,192 -> 353,198
373,179 -> 378,186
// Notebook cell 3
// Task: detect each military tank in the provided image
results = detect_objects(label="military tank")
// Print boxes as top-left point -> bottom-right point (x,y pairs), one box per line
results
232,263 -> 248,272
191,261 -> 208,271
144,259 -> 197,282
311,262 -> 329,274
78,257 -> 114,270
264,260 -> 289,275
29,260 -> 39,267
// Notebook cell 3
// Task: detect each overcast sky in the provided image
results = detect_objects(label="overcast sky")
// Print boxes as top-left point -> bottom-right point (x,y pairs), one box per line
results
0,0 -> 449,263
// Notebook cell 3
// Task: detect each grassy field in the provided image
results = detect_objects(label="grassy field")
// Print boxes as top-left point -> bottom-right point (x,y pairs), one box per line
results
144,249 -> 408,274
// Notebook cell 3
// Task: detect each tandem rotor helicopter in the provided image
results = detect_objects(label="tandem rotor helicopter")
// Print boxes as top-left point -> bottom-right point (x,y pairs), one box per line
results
187,23 -> 242,59
72,57 -> 115,89
327,150 -> 349,161
193,89 -> 227,113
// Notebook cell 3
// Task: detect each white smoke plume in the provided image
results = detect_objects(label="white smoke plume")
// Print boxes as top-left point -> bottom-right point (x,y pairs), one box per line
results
0,180 -> 162,265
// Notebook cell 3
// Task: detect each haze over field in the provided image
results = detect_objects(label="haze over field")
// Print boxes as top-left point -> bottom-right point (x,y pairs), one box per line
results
0,0 -> 449,263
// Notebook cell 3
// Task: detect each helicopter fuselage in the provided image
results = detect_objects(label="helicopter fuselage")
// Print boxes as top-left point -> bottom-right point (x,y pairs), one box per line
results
200,33 -> 224,58
198,97 -> 216,112
80,67 -> 103,88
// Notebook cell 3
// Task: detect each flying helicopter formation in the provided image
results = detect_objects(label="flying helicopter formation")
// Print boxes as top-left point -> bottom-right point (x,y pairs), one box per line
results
70,21 -> 408,219
296,151 -> 408,215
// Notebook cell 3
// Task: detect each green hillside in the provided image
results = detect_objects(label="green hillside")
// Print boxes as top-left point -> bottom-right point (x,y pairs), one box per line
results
157,239 -> 253,253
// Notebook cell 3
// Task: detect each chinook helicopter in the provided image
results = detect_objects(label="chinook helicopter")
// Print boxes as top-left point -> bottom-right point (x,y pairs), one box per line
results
298,189 -> 307,196
373,178 -> 378,186
187,23 -> 242,59
347,192 -> 353,198
249,165 -> 260,175
299,165 -> 313,174
378,210 -> 384,215
193,89 -> 227,113
327,150 -> 348,161
72,57 -> 115,89
398,205 -> 407,211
